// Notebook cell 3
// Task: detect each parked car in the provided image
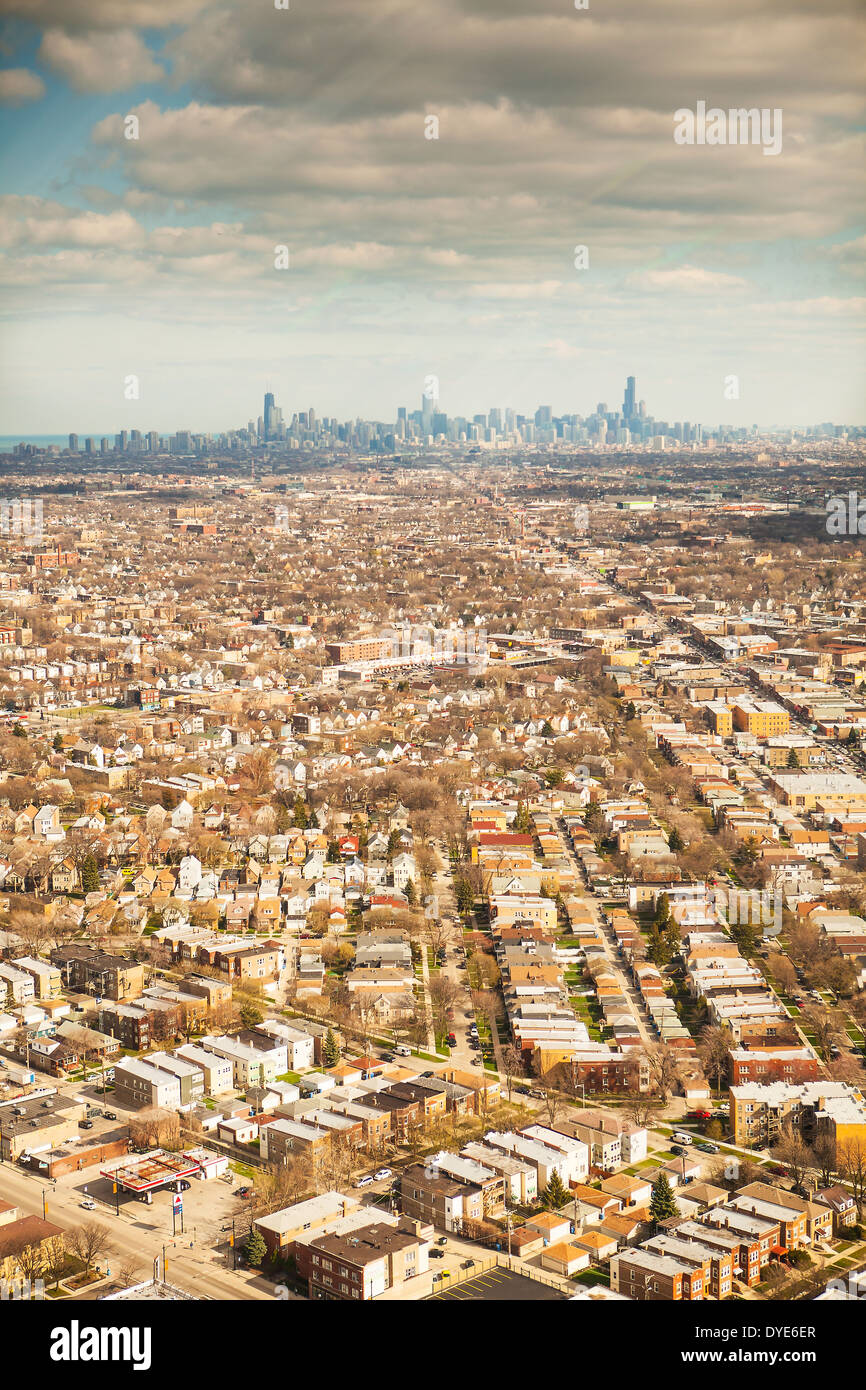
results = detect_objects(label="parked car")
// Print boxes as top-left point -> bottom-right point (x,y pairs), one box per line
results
80,1198 -> 96,1210
429,1248 -> 445,1259
104,1111 -> 117,1121
671,1144 -> 686,1156
447,1032 -> 457,1046
236,1186 -> 253,1198
671,1131 -> 693,1146
460,1259 -> 475,1270
356,1176 -> 375,1188
435,1236 -> 447,1246
175,1179 -> 192,1192
373,1168 -> 392,1181
79,1120 -> 93,1130
697,1142 -> 719,1154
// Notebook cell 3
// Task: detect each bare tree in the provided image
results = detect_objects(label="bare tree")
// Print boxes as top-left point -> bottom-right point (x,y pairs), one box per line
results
641,1043 -> 681,1104
698,1025 -> 732,1096
500,1044 -> 525,1102
70,1221 -> 112,1275
837,1135 -> 866,1220
773,1127 -> 813,1191
810,1135 -> 838,1188
802,1005 -> 847,1062
42,1235 -> 68,1291
537,1071 -> 567,1127
428,974 -> 461,1039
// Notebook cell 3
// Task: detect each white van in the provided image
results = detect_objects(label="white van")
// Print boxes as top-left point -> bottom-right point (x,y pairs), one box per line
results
672,1131 -> 693,1146
394,1044 -> 411,1057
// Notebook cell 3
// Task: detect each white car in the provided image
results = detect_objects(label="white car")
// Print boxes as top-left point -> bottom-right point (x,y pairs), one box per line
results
80,1198 -> 96,1210
355,1175 -> 375,1188
373,1168 -> 392,1181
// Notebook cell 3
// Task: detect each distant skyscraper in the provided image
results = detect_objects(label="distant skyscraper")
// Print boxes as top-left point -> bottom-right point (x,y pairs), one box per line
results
624,376 -> 636,418
263,391 -> 275,441
68,433 -> 78,452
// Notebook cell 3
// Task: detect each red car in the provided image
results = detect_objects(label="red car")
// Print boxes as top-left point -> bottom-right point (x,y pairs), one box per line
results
447,1032 -> 457,1046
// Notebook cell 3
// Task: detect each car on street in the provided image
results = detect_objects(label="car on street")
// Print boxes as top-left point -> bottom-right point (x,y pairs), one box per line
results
236,1186 -> 253,1198
696,1142 -> 719,1154
175,1179 -> 192,1191
80,1198 -> 96,1210
373,1168 -> 392,1181
670,1144 -> 686,1156
429,1248 -> 445,1258
435,1236 -> 447,1245
79,1119 -> 93,1129
447,1032 -> 457,1045
104,1111 -> 117,1120
356,1176 -> 375,1188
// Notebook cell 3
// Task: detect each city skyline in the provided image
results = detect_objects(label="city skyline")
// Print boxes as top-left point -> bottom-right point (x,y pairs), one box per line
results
5,371 -> 864,457
1,1 -> 864,433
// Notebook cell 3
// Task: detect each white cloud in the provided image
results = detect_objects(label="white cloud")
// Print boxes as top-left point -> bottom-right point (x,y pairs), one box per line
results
0,68 -> 45,106
629,265 -> 748,292
39,28 -> 164,93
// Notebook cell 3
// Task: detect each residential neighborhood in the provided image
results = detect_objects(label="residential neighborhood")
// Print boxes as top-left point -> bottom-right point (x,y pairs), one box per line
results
0,437 -> 863,1329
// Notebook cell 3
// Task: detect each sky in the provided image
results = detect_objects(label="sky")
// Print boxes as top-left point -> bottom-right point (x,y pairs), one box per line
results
0,0 -> 864,435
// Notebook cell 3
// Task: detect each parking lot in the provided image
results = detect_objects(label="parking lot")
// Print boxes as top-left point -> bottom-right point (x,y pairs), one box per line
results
427,1266 -> 568,1301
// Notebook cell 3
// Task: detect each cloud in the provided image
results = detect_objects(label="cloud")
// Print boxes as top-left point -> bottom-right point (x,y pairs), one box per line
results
467,281 -> 564,300
1,0 -> 206,30
0,196 -> 145,249
38,27 -> 165,92
0,0 -> 863,427
629,265 -> 749,292
0,67 -> 45,105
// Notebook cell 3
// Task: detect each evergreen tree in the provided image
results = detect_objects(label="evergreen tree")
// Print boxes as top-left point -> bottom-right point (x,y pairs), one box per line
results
650,1173 -> 679,1225
404,878 -> 417,906
541,721 -> 555,739
81,854 -> 100,894
654,892 -> 671,929
456,878 -> 475,914
647,927 -> 671,968
53,732 -> 63,751
322,1027 -> 340,1067
239,1002 -> 264,1030
668,827 -> 684,854
292,797 -> 308,829
515,802 -> 531,833
787,747 -> 800,768
243,1226 -> 267,1268
11,723 -> 26,738
542,1171 -> 569,1210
